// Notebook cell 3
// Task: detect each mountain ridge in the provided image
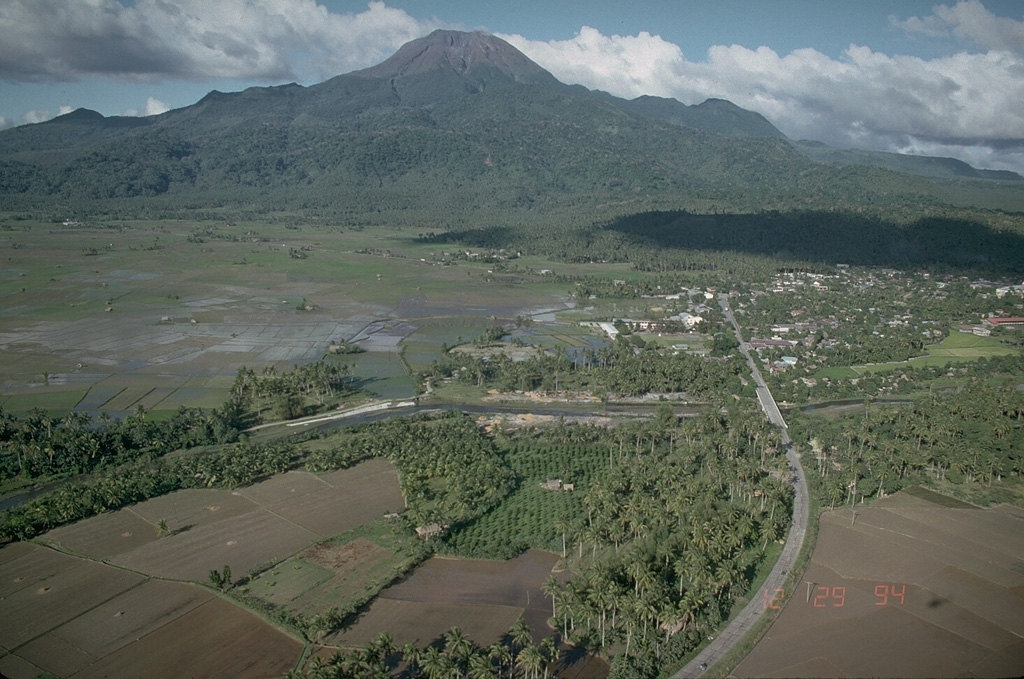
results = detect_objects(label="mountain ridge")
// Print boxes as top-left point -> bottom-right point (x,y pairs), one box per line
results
0,29 -> 1020,213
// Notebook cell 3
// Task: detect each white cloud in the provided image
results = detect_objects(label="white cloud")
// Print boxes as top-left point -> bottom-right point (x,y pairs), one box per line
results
122,96 -> 172,117
0,0 -> 442,83
144,97 -> 170,115
0,116 -> 14,130
897,0 -> 1024,55
502,27 -> 687,100
501,13 -> 1024,174
21,109 -> 53,124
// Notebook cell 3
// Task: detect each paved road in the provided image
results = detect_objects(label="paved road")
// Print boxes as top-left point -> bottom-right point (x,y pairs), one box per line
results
672,296 -> 810,678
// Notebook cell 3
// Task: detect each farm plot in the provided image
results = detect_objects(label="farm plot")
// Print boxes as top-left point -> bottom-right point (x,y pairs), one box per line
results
239,460 -> 404,536
125,487 -> 259,530
11,579 -> 214,677
243,537 -> 396,617
111,507 -> 318,583
69,596 -> 302,679
734,492 -> 1024,678
331,550 -> 560,649
331,598 -> 524,649
39,507 -> 161,559
0,542 -> 145,651
346,352 -> 415,399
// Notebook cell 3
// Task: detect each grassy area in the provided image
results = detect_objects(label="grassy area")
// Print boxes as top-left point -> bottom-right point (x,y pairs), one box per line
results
922,476 -> 1024,508
815,330 -> 1016,379
237,518 -> 428,621
0,389 -> 87,414
1,217 -> 578,412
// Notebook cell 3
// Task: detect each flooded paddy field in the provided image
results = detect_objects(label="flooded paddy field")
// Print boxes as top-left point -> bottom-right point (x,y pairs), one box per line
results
0,218 -> 574,415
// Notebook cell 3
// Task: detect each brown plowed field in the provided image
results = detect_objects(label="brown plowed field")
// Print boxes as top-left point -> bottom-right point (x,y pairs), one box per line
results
240,460 -> 404,535
111,507 -> 318,582
0,543 -> 145,649
1,461 -> 407,678
39,506 -> 160,558
126,487 -> 259,529
734,492 -> 1024,678
330,598 -> 526,648
69,596 -> 302,679
332,549 -> 561,649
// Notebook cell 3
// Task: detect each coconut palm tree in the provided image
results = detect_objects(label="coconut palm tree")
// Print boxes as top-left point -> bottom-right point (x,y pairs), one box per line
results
445,626 -> 475,665
516,643 -> 544,679
541,575 -> 560,619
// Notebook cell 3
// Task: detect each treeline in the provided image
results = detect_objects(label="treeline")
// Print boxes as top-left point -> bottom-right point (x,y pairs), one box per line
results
0,360 -> 352,486
0,405 -> 240,483
306,411 -> 513,527
423,336 -> 747,398
289,621 -> 559,679
0,440 -> 293,541
229,361 -> 352,421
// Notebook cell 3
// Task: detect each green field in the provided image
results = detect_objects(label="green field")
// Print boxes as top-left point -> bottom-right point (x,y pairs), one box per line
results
815,330 -> 1015,379
238,518 -> 428,620
0,217 -> 576,413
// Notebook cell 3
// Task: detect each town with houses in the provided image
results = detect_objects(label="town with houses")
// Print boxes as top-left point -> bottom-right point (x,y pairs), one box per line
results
576,264 -> 1024,404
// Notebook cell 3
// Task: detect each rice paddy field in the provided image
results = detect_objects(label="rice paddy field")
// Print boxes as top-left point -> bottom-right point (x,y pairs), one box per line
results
814,329 -> 1017,380
0,460 -> 405,678
733,489 -> 1024,678
0,216 -> 578,416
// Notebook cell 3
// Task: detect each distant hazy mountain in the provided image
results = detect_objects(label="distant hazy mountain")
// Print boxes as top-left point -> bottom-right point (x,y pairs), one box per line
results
793,140 -> 1020,182
0,29 -> 1018,214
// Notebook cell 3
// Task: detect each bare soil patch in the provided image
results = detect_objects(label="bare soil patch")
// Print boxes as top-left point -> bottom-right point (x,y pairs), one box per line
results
111,508 -> 317,582
329,598 -> 525,649
125,487 -> 258,530
303,537 -> 383,572
288,460 -> 404,535
734,492 -> 1024,678
56,579 -> 212,658
39,507 -> 159,559
382,549 -> 559,608
69,596 -> 302,679
0,543 -> 145,650
331,550 -> 560,651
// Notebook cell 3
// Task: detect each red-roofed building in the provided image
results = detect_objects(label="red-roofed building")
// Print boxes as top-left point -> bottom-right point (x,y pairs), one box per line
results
984,317 -> 1024,327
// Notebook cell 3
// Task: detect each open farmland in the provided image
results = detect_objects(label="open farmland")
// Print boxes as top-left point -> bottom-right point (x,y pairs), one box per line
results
0,218 -> 573,414
734,489 -> 1024,678
330,549 -> 561,648
239,520 -> 426,620
0,542 -> 301,679
0,460 -> 406,678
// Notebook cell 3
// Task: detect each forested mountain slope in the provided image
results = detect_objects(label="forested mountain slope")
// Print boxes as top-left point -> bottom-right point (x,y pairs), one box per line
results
0,30 -> 1020,219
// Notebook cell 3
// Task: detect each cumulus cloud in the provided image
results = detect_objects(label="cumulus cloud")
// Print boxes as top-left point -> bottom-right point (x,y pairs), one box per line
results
0,0 -> 441,83
21,109 -> 54,124
894,0 -> 1024,55
502,4 -> 1024,174
121,97 -> 170,117
1,0 -> 1021,173
145,97 -> 170,115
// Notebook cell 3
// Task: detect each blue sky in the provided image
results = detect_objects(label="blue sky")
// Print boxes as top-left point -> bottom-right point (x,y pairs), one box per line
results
2,1 -> 1023,173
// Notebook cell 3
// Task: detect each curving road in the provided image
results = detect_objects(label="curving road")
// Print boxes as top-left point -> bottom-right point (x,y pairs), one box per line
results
672,296 -> 810,678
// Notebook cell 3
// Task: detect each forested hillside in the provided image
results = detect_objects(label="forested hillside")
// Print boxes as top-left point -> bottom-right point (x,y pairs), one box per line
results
1,30 -> 1021,225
